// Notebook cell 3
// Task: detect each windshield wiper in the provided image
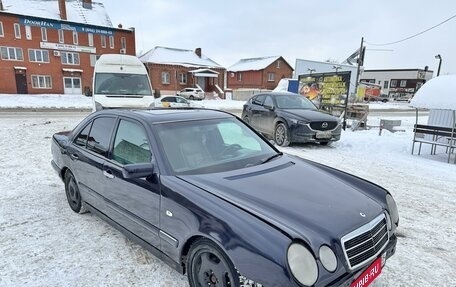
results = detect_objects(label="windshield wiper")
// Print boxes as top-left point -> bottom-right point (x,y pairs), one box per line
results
260,152 -> 283,164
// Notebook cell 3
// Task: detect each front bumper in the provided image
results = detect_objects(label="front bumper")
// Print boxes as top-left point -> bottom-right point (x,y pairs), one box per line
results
289,123 -> 342,143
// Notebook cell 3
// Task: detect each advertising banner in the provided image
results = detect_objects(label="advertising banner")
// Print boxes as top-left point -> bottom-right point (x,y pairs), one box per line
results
20,16 -> 114,35
298,71 -> 351,107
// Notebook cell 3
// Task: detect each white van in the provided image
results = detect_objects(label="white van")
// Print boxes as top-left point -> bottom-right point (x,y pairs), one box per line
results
92,54 -> 154,110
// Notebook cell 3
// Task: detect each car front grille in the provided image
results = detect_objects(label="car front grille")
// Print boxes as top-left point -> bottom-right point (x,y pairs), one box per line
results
309,121 -> 338,131
341,214 -> 389,270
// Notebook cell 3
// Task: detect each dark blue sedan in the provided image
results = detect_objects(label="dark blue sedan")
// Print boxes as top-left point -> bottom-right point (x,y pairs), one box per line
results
51,108 -> 398,287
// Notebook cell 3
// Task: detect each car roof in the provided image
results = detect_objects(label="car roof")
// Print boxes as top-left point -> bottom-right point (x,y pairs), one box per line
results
96,108 -> 233,124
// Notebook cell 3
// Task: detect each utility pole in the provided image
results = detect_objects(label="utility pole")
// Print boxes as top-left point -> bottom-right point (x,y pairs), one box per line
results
344,37 -> 364,130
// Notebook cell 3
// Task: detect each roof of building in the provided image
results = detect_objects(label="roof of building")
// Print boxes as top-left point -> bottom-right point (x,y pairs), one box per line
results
139,46 -> 223,68
1,0 -> 113,28
228,56 -> 293,72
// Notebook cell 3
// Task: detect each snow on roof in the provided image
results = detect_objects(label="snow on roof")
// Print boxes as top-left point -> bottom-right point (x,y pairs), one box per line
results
139,46 -> 223,68
1,0 -> 113,28
228,56 -> 287,72
410,75 -> 456,110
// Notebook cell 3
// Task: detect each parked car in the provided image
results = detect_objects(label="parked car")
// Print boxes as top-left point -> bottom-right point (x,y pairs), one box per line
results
242,92 -> 342,146
177,87 -> 205,100
151,95 -> 191,108
364,95 -> 390,103
51,109 -> 398,287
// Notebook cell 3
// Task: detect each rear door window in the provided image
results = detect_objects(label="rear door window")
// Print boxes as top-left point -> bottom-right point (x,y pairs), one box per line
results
87,117 -> 116,156
74,122 -> 92,148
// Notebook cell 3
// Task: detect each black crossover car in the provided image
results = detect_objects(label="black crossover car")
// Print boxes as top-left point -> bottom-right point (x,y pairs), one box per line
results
242,92 -> 342,146
51,109 -> 398,287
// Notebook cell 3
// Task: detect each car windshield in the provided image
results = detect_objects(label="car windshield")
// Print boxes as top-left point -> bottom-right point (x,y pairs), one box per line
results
154,118 -> 278,175
94,73 -> 152,96
275,94 -> 317,110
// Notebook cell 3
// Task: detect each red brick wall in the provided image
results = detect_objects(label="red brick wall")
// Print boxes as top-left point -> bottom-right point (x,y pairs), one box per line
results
227,57 -> 293,90
0,13 -> 135,94
147,63 -> 226,96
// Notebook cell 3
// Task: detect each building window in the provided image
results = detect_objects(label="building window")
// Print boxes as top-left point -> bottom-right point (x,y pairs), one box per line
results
109,36 -> 114,49
161,72 -> 170,84
0,46 -> 24,61
268,72 -> 275,82
14,23 -> 21,39
101,35 -> 106,48
276,61 -> 280,68
25,25 -> 32,40
58,29 -> 64,43
90,54 -> 101,67
383,81 -> 389,89
73,31 -> 78,44
179,73 -> 187,84
31,75 -> 52,89
28,49 -> 50,63
390,80 -> 397,87
400,80 -> 407,87
237,73 -> 242,81
61,52 -> 80,65
41,27 -> 47,41
121,37 -> 126,49
88,33 -> 94,47
0,22 -> 4,37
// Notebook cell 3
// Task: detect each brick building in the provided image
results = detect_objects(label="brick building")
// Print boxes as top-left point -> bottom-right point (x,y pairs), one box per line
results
139,46 -> 226,97
0,0 -> 135,94
227,56 -> 293,90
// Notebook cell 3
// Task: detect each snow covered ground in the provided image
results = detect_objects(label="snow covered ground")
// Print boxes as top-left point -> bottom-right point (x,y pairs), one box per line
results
0,102 -> 455,286
0,93 -> 414,111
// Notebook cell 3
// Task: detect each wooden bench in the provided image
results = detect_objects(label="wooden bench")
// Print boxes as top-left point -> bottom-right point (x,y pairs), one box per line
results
379,119 -> 405,135
412,124 -> 456,163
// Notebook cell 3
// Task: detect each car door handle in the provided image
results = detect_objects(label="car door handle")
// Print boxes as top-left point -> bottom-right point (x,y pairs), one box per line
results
69,153 -> 79,160
103,170 -> 114,179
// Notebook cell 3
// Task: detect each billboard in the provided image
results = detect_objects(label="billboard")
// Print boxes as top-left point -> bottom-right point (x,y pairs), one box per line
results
298,71 -> 351,107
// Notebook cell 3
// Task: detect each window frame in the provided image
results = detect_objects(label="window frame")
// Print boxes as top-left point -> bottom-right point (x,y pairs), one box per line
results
267,72 -> 275,82
400,80 -> 407,87
72,31 -> 78,45
41,27 -> 47,41
0,46 -> 24,61
58,29 -> 64,43
121,37 -> 126,49
390,80 -> 397,88
88,33 -> 94,47
109,36 -> 114,49
237,73 -> 242,81
161,71 -> 170,84
179,73 -> 187,84
61,52 -> 80,65
14,23 -> 21,39
101,35 -> 106,48
28,49 -> 50,63
276,60 -> 280,68
383,81 -> 389,89
31,75 -> 52,89
85,116 -> 117,157
0,21 -> 4,37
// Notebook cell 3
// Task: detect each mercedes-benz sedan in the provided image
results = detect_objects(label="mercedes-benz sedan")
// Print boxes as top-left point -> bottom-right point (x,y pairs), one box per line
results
51,108 -> 398,287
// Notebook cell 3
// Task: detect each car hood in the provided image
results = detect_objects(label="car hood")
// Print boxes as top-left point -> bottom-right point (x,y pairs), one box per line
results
281,109 -> 338,122
178,156 -> 383,242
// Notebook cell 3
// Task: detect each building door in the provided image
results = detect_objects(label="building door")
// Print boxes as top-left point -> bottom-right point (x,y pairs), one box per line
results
197,77 -> 206,91
15,72 -> 28,94
63,77 -> 82,94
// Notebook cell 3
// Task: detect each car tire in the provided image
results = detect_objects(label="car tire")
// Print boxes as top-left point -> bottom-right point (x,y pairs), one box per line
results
189,95 -> 195,100
187,238 -> 240,287
320,141 -> 330,146
64,171 -> 88,214
274,122 -> 290,147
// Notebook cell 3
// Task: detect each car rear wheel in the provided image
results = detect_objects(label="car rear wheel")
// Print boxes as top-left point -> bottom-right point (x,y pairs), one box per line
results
187,239 -> 240,287
64,171 -> 87,214
274,123 -> 290,147
320,141 -> 329,146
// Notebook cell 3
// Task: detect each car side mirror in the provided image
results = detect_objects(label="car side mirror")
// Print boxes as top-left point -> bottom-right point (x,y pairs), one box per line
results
264,105 -> 274,111
122,163 -> 154,179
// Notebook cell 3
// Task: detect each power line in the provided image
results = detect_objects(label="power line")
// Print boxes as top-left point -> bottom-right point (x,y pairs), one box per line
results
365,13 -> 456,46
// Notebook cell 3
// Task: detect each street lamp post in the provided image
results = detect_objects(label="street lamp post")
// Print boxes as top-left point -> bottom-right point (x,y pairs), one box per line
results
307,68 -> 316,74
435,54 -> 442,76
333,65 -> 342,73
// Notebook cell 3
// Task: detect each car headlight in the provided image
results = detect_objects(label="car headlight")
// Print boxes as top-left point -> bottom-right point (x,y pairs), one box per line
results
287,243 -> 318,286
289,119 -> 308,125
386,194 -> 399,225
319,245 -> 337,272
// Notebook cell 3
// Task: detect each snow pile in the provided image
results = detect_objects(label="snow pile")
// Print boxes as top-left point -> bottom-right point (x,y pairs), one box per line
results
139,46 -> 223,68
411,75 -> 456,110
228,56 -> 281,72
0,94 -> 92,109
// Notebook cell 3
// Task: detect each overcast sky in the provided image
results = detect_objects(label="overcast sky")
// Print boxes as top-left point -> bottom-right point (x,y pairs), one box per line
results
103,0 -> 455,74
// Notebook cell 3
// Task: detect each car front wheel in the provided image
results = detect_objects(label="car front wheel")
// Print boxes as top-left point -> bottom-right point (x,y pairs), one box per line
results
274,123 -> 290,147
189,95 -> 195,100
187,239 -> 240,287
64,171 -> 87,214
